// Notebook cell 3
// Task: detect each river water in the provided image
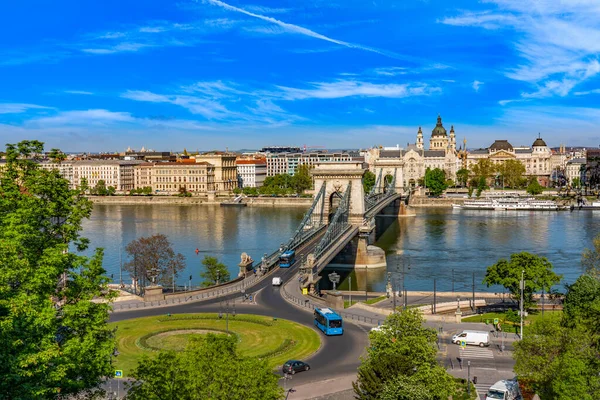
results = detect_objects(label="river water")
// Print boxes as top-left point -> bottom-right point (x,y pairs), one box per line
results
81,205 -> 600,293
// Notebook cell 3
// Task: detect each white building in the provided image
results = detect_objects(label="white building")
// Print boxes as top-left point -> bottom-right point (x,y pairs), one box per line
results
236,159 -> 267,188
38,161 -> 75,188
266,152 -> 353,176
72,160 -> 142,192
566,158 -> 586,185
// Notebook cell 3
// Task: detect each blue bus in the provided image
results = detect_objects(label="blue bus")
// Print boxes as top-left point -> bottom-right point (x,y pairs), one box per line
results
314,307 -> 343,336
279,250 -> 295,268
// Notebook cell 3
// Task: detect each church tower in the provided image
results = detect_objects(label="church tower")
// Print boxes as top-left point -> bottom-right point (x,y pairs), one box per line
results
429,115 -> 449,150
416,127 -> 424,150
449,125 -> 456,152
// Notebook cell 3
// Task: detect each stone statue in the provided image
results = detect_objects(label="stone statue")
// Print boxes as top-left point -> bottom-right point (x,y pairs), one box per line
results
240,252 -> 253,265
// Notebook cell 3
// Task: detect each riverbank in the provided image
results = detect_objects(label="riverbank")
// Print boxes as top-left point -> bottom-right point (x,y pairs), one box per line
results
88,195 -> 312,207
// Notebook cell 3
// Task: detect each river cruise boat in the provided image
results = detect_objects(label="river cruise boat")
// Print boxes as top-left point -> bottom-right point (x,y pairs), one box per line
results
452,197 -> 567,211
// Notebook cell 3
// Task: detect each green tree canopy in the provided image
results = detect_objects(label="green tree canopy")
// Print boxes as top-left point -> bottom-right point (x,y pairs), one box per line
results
126,334 -> 282,400
424,168 -> 448,197
93,179 -> 108,195
124,234 -> 186,291
0,140 -> 115,398
291,164 -> 313,193
495,159 -> 526,188
483,252 -> 562,307
456,168 -> 469,187
581,233 -> 600,280
200,256 -> 230,287
470,159 -> 494,181
353,309 -> 455,400
526,178 -> 544,195
363,170 -> 377,193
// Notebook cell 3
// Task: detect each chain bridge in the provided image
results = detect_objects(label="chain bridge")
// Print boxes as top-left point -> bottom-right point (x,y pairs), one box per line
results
258,161 -> 411,294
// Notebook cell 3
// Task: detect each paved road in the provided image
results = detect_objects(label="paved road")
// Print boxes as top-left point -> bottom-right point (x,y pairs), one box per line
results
109,232 -> 370,392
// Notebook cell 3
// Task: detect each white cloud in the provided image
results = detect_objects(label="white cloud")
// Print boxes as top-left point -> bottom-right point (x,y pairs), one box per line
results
244,5 -> 291,14
574,88 -> 600,96
442,1 -> 600,98
64,90 -> 94,95
373,67 -> 407,76
472,80 -> 484,92
28,109 -> 136,126
0,103 -> 52,114
276,80 -> 440,100
82,42 -> 154,54
203,0 -> 406,60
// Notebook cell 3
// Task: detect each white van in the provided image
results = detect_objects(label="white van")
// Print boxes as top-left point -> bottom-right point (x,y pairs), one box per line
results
485,379 -> 520,400
272,277 -> 282,286
452,330 -> 490,347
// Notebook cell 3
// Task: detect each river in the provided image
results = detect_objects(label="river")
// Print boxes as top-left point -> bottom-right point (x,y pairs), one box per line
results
80,205 -> 600,293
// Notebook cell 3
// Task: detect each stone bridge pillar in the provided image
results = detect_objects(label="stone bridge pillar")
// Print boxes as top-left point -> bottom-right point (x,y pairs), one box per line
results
311,161 -> 366,224
372,159 -> 405,193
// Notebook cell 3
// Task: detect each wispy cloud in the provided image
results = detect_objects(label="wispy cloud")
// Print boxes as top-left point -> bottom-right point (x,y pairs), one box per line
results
29,109 -> 135,126
442,1 -> 600,99
276,80 -> 440,100
0,103 -> 52,114
202,0 -> 406,60
472,80 -> 483,92
372,67 -> 408,76
64,90 -> 94,95
82,42 -> 155,54
574,88 -> 600,96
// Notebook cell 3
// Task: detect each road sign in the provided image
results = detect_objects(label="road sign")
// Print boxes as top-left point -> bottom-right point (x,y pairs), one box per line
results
115,370 -> 123,378
302,288 -> 308,295
460,340 -> 466,348
493,318 -> 499,325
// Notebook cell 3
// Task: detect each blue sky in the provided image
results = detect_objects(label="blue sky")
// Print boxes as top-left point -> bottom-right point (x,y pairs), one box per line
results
1,0 -> 600,152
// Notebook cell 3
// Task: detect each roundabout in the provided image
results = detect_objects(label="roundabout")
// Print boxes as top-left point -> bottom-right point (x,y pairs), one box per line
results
111,313 -> 321,375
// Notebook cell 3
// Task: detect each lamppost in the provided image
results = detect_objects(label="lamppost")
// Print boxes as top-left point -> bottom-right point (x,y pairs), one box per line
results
451,269 -> 455,293
520,270 -> 525,339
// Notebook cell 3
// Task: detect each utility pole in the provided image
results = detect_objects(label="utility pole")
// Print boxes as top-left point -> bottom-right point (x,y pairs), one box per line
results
541,284 -> 544,318
451,269 -> 454,293
467,361 -> 471,397
472,272 -> 475,312
365,266 -> 368,303
392,278 -> 397,312
520,270 -> 524,339
433,278 -> 437,314
119,245 -> 123,287
349,276 -> 352,306
173,268 -> 175,293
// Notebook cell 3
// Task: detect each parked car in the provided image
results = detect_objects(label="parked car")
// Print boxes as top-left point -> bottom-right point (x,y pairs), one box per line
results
452,330 -> 490,347
485,379 -> 521,400
272,277 -> 282,286
282,360 -> 310,375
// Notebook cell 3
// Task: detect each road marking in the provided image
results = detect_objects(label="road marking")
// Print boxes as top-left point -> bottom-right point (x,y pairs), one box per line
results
459,347 -> 494,359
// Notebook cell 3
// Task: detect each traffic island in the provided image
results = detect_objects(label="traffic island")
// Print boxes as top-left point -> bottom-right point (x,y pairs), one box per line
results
110,313 -> 321,376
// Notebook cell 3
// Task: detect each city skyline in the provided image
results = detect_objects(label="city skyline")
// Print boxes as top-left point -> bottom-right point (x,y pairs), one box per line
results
2,0 -> 600,151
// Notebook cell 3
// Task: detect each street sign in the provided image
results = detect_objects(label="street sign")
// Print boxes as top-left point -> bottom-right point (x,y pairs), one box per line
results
460,340 -> 466,348
115,370 -> 123,378
493,318 -> 499,325
302,288 -> 308,295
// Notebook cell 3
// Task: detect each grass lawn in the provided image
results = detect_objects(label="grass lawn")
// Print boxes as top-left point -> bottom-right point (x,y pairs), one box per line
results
463,310 -> 562,335
344,295 -> 388,308
110,314 -> 321,377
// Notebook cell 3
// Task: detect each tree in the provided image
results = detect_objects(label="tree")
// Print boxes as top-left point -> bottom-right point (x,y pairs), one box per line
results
572,177 -> 581,188
0,140 -> 115,398
200,256 -> 230,287
563,275 -> 600,334
581,233 -> 600,280
456,168 -> 469,187
107,186 -> 116,196
526,178 -> 544,195
353,309 -> 455,400
363,170 -> 377,193
378,364 -> 456,400
126,334 -> 282,400
476,175 -> 488,198
483,252 -> 562,307
123,234 -> 186,291
495,159 -> 526,188
470,159 -> 494,182
93,179 -> 108,196
80,177 -> 89,193
292,164 -> 312,193
424,168 -> 448,197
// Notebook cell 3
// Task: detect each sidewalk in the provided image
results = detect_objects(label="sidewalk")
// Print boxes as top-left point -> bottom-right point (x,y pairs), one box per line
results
286,374 -> 356,400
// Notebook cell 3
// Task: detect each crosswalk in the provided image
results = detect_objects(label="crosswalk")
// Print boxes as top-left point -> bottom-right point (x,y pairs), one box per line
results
459,346 -> 495,359
475,384 -> 491,399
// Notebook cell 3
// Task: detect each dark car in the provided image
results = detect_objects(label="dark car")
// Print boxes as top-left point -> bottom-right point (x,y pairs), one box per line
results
282,360 -> 310,375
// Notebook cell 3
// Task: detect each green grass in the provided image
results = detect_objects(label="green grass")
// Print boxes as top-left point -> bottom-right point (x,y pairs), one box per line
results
344,295 -> 388,308
452,378 -> 478,400
463,310 -> 562,334
110,313 -> 321,377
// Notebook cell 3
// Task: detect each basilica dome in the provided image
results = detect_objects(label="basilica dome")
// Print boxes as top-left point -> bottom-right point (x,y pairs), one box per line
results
532,137 -> 547,147
431,115 -> 447,137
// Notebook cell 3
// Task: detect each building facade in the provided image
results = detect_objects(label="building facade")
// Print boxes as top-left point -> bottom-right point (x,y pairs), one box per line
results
566,158 -> 586,185
236,159 -> 267,188
38,161 -> 75,188
195,152 -> 237,192
266,152 -> 353,177
72,160 -> 142,192
147,161 -> 215,194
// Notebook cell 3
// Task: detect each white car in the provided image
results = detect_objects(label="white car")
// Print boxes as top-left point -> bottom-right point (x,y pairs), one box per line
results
272,277 -> 282,286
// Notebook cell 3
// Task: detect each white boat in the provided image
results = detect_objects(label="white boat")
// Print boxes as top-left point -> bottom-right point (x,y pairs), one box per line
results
452,197 -> 567,211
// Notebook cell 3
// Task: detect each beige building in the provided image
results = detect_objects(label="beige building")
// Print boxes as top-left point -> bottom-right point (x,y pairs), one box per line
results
38,161 -> 75,188
72,160 -> 141,192
566,158 -> 586,185
135,161 -> 215,194
195,152 -> 237,193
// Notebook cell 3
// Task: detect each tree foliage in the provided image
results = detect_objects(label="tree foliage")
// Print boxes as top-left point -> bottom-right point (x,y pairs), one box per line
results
456,168 -> 469,187
514,274 -> 600,399
470,159 -> 494,182
363,170 -> 377,193
123,234 -> 186,290
260,165 -> 313,195
495,159 -> 526,188
581,233 -> 600,280
424,168 -> 448,197
353,309 -> 455,400
126,334 -> 282,400
0,140 -> 115,398
92,179 -> 108,195
200,256 -> 230,287
483,252 -> 562,307
526,178 -> 544,195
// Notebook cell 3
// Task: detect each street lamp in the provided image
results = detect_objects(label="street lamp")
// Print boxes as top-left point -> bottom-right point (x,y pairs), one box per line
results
520,270 -> 525,339
451,269 -> 455,293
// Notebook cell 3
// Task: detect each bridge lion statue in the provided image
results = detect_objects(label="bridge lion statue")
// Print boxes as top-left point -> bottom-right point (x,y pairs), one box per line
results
240,252 -> 253,265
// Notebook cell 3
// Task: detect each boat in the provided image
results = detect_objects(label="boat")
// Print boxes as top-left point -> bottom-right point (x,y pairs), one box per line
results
578,201 -> 600,210
220,195 -> 247,207
452,197 -> 567,211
